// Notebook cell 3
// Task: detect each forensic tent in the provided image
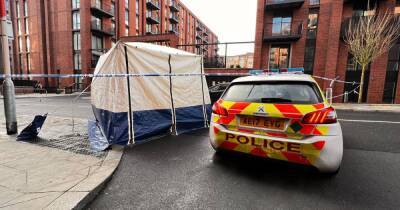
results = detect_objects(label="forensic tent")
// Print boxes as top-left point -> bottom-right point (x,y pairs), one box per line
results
91,42 -> 211,146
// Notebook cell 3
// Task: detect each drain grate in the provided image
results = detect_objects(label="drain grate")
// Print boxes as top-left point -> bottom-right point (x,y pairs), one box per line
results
23,133 -> 108,159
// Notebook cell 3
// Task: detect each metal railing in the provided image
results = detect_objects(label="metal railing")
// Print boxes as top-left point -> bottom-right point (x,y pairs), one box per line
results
177,41 -> 255,69
91,21 -> 115,36
265,0 -> 305,5
91,0 -> 114,16
264,21 -> 303,39
146,0 -> 160,10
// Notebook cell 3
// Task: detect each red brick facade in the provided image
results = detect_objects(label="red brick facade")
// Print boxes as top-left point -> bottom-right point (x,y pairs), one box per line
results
8,0 -> 218,90
254,0 -> 400,104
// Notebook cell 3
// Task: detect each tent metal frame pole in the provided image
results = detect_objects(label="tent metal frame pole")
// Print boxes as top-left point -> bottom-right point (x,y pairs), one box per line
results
124,45 -> 134,145
200,56 -> 209,127
168,55 -> 177,135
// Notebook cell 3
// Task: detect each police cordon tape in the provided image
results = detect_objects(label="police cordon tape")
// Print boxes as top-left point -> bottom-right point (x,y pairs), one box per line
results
0,73 -> 360,85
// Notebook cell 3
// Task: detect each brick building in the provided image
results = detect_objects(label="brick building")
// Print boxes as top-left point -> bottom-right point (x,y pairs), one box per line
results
8,0 -> 218,90
254,0 -> 400,103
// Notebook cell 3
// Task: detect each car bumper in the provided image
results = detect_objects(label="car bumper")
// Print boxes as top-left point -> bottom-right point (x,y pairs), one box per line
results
209,122 -> 343,173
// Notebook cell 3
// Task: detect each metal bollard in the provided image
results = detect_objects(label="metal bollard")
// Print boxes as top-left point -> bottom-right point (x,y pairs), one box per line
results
3,78 -> 17,134
326,88 -> 333,105
344,91 -> 349,103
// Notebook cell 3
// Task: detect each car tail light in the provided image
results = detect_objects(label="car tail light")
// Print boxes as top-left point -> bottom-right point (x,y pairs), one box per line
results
302,107 -> 337,124
212,100 -> 228,116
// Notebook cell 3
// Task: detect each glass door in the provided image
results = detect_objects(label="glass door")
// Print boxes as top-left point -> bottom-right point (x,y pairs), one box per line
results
269,45 -> 290,70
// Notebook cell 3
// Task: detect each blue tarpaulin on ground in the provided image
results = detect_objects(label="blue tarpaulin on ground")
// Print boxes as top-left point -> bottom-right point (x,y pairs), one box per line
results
17,114 -> 47,141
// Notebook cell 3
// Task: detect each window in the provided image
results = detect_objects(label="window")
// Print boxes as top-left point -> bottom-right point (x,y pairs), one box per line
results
272,16 -> 292,36
136,0 -> 139,14
25,36 -> 30,52
346,54 -> 363,71
95,0 -> 101,9
73,32 -> 81,50
309,0 -> 319,5
92,16 -> 102,29
72,11 -> 80,30
125,9 -> 129,25
91,35 -> 103,50
16,1 -> 20,18
72,0 -> 80,9
222,82 -> 323,104
24,18 -> 29,34
74,53 -> 81,70
353,0 -> 377,17
23,0 -> 28,16
306,12 -> 318,39
26,53 -> 31,73
126,26 -> 129,36
17,19 -> 22,35
18,37 -> 22,52
136,15 -> 139,30
383,41 -> 400,103
269,45 -> 290,69
304,10 -> 319,74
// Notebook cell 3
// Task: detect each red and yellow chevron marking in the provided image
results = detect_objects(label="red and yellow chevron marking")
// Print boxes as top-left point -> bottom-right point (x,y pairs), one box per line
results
215,100 -> 330,137
212,128 -> 325,166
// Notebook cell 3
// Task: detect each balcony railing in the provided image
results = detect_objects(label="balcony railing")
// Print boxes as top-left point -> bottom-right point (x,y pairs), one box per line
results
146,12 -> 160,24
169,25 -> 179,34
91,49 -> 109,68
146,0 -> 160,10
263,21 -> 303,42
90,0 -> 114,18
170,0 -> 180,12
196,33 -> 202,40
265,0 -> 305,10
169,13 -> 179,24
91,21 -> 115,36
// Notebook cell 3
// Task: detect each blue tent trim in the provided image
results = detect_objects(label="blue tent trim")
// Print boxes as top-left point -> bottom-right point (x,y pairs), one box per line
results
92,106 -> 129,145
93,104 -> 211,146
133,109 -> 172,142
175,104 -> 211,134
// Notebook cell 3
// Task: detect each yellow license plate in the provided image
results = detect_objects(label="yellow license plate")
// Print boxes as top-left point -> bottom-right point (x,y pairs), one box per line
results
239,116 -> 285,130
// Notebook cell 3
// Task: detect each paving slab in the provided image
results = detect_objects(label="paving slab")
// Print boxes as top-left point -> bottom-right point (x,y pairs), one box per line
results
0,114 -> 123,210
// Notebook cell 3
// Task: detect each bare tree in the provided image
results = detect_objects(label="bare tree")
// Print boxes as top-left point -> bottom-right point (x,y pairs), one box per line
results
344,9 -> 400,103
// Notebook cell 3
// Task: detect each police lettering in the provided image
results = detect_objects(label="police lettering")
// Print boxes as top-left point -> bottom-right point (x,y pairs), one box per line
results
225,133 -> 301,154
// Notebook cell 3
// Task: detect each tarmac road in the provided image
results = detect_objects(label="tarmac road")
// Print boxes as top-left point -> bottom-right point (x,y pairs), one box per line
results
88,110 -> 400,210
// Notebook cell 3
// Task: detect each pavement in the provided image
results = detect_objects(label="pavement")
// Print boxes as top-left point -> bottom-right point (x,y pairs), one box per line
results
0,99 -> 123,209
89,110 -> 400,210
333,103 -> 400,113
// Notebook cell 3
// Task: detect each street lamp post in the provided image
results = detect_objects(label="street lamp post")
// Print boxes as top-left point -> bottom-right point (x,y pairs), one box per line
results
1,0 -> 17,134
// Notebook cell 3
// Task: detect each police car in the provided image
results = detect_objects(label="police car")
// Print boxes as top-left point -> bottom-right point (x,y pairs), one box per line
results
209,69 -> 343,174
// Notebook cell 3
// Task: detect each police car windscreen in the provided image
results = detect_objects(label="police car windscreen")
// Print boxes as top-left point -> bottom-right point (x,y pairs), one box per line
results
222,82 -> 323,104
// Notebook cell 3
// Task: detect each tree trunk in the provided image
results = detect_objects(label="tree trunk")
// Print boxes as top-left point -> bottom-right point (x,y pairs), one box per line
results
358,65 -> 367,103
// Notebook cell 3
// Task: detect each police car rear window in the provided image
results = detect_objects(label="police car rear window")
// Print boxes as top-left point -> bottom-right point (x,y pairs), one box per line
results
222,81 -> 323,104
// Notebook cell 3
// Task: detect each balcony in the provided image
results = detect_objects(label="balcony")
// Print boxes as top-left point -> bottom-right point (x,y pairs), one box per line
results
146,0 -> 160,10
265,0 -> 305,11
91,21 -> 115,36
203,30 -> 209,36
90,0 -> 114,18
170,0 -> 180,12
169,25 -> 179,34
169,13 -> 179,24
146,13 -> 160,24
196,33 -> 202,40
263,21 -> 303,42
91,49 -> 109,68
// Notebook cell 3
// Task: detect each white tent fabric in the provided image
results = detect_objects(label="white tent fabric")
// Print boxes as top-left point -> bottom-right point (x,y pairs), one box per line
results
91,42 -> 211,145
